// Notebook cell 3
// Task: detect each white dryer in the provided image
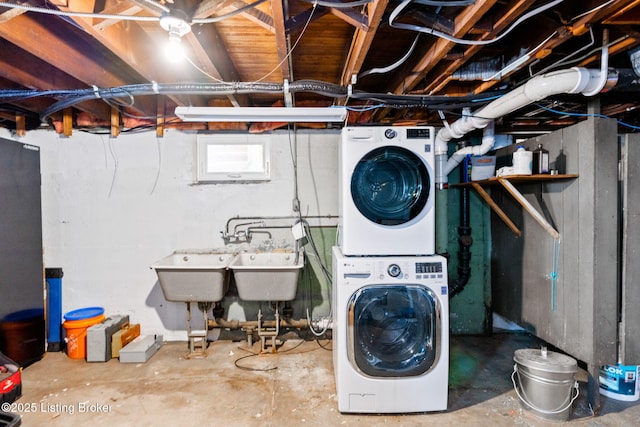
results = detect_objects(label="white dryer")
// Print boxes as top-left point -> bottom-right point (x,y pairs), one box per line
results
332,246 -> 449,413
339,126 -> 436,256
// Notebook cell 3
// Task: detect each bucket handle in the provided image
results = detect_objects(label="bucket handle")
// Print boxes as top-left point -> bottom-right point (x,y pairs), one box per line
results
511,364 -> 580,415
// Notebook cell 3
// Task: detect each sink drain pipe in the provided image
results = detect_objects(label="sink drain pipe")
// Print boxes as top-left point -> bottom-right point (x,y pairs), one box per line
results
207,317 -> 309,330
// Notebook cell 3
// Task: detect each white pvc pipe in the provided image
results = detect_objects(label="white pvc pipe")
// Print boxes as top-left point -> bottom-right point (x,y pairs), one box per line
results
435,66 -> 617,184
443,120 -> 495,177
583,30 -> 609,97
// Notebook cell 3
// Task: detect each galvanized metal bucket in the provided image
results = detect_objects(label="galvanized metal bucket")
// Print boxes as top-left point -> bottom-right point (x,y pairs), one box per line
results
512,347 -> 579,422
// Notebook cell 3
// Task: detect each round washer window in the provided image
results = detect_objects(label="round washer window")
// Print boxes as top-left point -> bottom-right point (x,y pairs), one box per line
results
350,285 -> 439,377
351,146 -> 430,225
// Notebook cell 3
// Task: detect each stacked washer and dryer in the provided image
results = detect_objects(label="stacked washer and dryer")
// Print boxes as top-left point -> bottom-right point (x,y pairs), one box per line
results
333,126 -> 449,413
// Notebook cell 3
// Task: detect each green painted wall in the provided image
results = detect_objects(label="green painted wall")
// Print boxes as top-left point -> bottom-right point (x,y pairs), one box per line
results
445,172 -> 492,335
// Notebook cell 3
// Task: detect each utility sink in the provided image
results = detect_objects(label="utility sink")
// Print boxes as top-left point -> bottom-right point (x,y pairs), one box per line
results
151,250 -> 234,302
229,251 -> 304,301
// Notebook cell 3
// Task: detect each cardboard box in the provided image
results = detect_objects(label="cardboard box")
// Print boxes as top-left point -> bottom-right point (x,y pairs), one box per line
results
86,315 -> 129,362
111,323 -> 140,359
119,335 -> 163,364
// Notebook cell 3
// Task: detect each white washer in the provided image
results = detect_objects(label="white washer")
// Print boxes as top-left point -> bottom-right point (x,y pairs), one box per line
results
332,247 -> 449,413
339,126 -> 436,256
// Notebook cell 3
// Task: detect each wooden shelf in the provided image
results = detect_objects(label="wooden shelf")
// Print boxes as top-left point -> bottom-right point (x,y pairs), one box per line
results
451,174 -> 579,239
451,173 -> 579,188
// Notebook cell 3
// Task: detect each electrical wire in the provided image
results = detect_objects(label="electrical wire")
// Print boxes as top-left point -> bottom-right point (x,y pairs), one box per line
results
0,1 -> 160,21
149,136 -> 163,195
107,135 -> 119,198
298,0 -> 372,7
529,27 -> 595,77
570,0 -> 616,22
0,0 -> 268,25
359,34 -> 421,79
389,0 -> 565,46
193,0 -> 269,24
245,1 -> 319,84
233,339 -> 309,371
534,102 -> 640,131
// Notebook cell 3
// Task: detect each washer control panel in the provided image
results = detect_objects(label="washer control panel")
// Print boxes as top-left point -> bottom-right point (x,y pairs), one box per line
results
340,257 -> 445,282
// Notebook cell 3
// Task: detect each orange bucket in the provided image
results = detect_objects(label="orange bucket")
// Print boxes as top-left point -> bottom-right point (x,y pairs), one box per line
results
63,313 -> 105,359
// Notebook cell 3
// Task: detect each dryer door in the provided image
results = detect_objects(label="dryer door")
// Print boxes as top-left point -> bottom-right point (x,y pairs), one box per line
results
348,284 -> 441,378
351,146 -> 430,225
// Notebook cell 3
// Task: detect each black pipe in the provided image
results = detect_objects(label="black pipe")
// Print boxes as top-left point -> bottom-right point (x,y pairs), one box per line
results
449,152 -> 473,298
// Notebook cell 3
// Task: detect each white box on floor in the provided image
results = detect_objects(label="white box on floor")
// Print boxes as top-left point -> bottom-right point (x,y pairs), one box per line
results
119,335 -> 163,363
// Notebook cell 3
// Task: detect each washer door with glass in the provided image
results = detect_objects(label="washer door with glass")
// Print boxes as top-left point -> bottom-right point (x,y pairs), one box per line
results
350,146 -> 430,226
348,284 -> 441,378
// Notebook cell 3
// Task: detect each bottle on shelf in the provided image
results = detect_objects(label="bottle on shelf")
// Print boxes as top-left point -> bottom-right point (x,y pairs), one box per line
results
532,144 -> 550,174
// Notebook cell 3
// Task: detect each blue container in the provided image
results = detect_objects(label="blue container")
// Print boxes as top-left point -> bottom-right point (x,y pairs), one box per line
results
63,307 -> 104,321
45,268 -> 63,352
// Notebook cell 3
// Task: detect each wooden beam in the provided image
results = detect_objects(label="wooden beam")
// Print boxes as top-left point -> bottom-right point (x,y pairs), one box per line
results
498,178 -> 560,240
63,108 -> 73,137
156,96 -> 165,138
329,7 -> 369,31
472,0 -> 640,95
110,107 -> 120,138
15,114 -> 26,137
471,182 -> 521,236
341,0 -> 389,85
0,0 -> 28,23
270,0 -> 291,80
0,39 -> 111,119
418,0 -> 537,95
392,0 -> 498,94
92,4 -> 144,31
285,7 -> 331,33
0,10 -> 156,119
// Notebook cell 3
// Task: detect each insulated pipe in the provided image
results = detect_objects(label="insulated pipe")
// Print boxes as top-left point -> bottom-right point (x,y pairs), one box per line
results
434,66 -> 618,185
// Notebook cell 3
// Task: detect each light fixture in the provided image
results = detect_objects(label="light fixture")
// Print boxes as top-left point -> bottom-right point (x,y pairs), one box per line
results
175,106 -> 348,122
159,11 -> 191,61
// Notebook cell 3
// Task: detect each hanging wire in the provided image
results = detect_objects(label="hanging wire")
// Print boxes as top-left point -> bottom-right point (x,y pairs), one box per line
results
359,34 -> 421,79
246,1 -> 319,84
389,0 -> 565,46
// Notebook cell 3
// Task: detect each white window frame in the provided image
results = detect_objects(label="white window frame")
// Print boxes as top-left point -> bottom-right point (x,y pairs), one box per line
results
196,134 -> 271,182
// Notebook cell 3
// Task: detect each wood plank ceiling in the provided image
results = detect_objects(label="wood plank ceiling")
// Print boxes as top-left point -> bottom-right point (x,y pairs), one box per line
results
1,0 -> 640,136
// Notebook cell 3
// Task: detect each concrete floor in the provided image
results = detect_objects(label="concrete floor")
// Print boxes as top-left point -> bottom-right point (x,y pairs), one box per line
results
6,332 -> 640,426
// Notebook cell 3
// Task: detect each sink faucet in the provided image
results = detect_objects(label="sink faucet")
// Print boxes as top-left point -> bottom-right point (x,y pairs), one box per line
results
221,221 -> 266,244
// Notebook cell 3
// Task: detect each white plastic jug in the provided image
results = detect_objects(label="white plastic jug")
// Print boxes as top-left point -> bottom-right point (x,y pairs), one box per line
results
513,146 -> 532,175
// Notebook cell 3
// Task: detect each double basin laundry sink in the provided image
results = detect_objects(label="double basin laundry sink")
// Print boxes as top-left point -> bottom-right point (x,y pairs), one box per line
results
151,249 -> 304,302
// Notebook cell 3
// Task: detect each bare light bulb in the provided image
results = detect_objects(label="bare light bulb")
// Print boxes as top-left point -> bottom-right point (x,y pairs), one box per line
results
164,32 -> 185,62
159,13 -> 191,63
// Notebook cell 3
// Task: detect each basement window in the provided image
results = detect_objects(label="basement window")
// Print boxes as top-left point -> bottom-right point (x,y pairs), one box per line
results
196,134 -> 271,182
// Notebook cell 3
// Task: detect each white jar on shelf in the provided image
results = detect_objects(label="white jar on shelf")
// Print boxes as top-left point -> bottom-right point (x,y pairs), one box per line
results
513,146 -> 533,175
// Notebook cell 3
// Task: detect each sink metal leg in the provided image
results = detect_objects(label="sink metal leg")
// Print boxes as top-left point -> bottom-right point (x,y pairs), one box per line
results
185,302 -> 208,358
257,304 -> 281,353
